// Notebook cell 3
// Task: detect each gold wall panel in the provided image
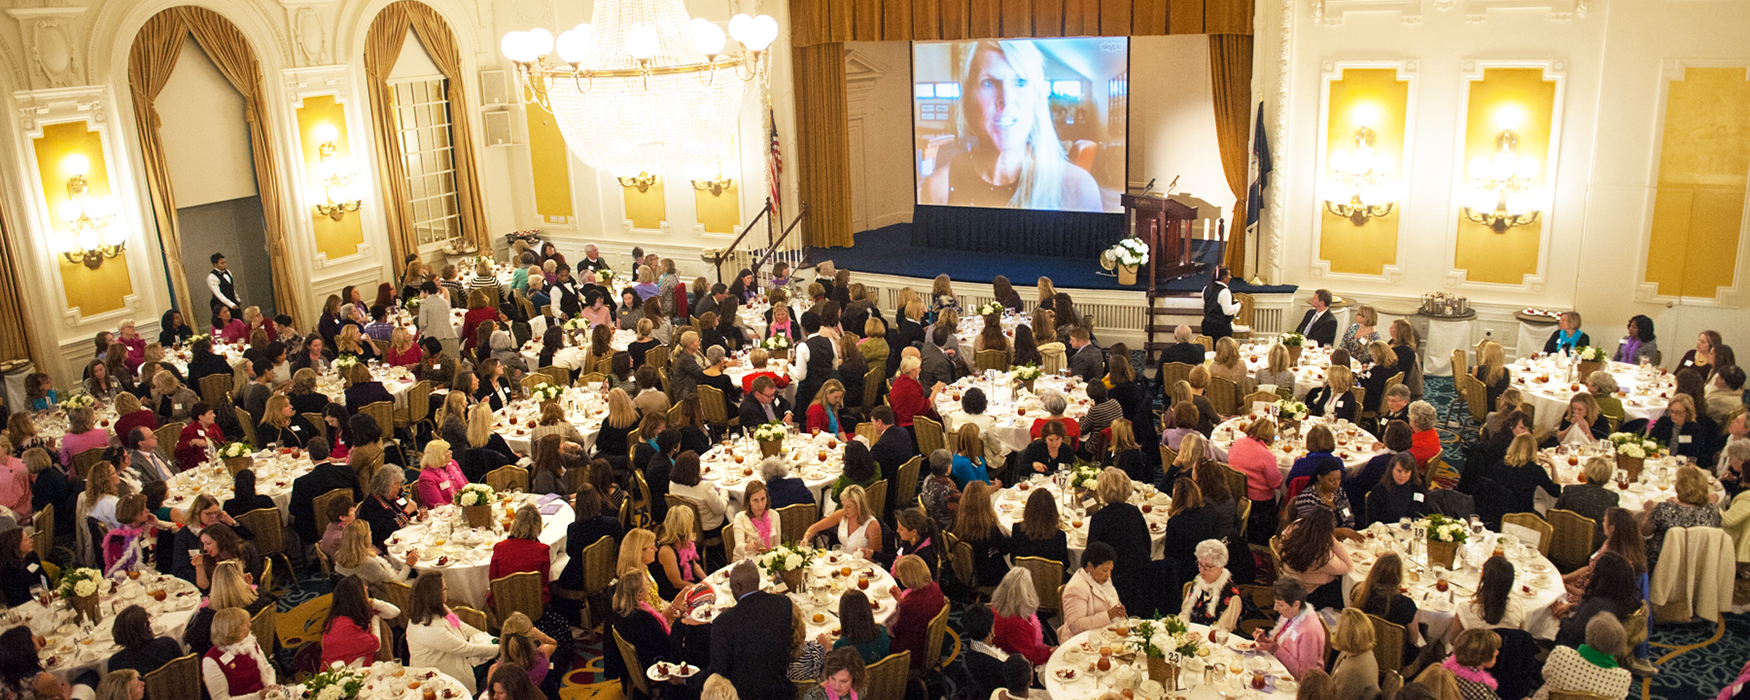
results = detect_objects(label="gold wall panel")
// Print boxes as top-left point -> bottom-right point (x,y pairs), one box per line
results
623,179 -> 666,231
1644,66 -> 1750,298
1319,68 -> 1408,277
525,107 -> 574,222
34,122 -> 134,316
296,95 -> 365,261
1453,68 -> 1556,286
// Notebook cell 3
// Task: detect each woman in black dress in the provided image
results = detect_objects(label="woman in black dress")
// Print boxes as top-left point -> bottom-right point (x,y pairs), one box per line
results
1087,467 -> 1154,616
1007,489 -> 1069,581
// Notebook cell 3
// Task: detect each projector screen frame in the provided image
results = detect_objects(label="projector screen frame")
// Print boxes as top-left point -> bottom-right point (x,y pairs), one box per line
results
909,36 -> 1132,215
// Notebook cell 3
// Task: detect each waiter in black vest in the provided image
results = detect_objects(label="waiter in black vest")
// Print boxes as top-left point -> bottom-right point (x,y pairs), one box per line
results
1202,265 -> 1240,341
207,252 -> 240,321
790,310 -> 839,410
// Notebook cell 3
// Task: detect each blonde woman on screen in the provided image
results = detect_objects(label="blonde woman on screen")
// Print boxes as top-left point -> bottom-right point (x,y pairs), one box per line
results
918,40 -> 1102,212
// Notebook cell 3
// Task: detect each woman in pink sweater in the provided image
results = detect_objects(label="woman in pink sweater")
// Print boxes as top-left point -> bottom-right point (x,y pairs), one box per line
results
1278,508 -> 1354,610
1228,418 -> 1284,543
1255,577 -> 1326,680
415,439 -> 470,507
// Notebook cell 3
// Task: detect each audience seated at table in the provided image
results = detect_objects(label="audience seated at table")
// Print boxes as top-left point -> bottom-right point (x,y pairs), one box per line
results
320,574 -> 402,668
1613,315 -> 1660,366
1353,551 -> 1420,662
406,573 -> 499,694
1330,608 -> 1382,700
1365,453 -> 1430,526
886,554 -> 943,671
107,605 -> 184,677
1255,577 -> 1324,680
1277,508 -> 1353,611
200,607 -> 276,700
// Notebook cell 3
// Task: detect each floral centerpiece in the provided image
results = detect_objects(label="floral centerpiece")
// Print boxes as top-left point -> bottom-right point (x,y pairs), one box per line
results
1274,399 -> 1309,424
757,543 -> 815,591
58,393 -> 96,411
218,441 -> 254,475
974,301 -> 1005,317
1573,345 -> 1606,376
305,663 -> 365,700
1011,364 -> 1042,392
457,483 -> 498,528
186,333 -> 211,347
752,421 -> 788,457
1105,238 -> 1151,286
332,354 -> 360,371
1067,464 -> 1102,499
1419,513 -> 1470,568
1607,432 -> 1666,480
761,334 -> 792,358
563,317 -> 590,333
1128,617 -> 1203,684
596,268 -> 617,286
405,297 -> 421,312
57,567 -> 104,623
528,382 -> 564,404
1279,332 -> 1306,363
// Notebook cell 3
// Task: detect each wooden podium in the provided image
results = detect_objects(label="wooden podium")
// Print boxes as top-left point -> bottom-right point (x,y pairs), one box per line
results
1121,192 -> 1203,286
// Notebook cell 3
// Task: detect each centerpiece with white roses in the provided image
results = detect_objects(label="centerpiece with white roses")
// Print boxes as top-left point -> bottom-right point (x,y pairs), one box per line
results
456,483 -> 498,528
1127,617 -> 1204,685
757,543 -> 815,592
1572,345 -> 1606,377
1067,464 -> 1102,501
218,441 -> 254,475
1106,237 -> 1151,286
57,567 -> 104,624
752,421 -> 788,457
761,334 -> 792,359
1279,332 -> 1306,364
1011,364 -> 1042,392
1418,513 -> 1470,568
305,663 -> 365,700
1607,432 -> 1666,481
528,382 -> 564,405
1274,399 -> 1309,432
974,301 -> 1005,317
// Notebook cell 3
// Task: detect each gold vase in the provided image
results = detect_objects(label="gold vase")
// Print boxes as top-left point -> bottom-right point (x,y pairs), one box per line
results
1287,345 -> 1304,365
463,504 -> 493,528
1147,656 -> 1179,689
70,593 -> 101,625
222,456 -> 251,476
1617,453 -> 1645,482
760,439 -> 782,457
1118,265 -> 1138,286
779,568 -> 803,593
1427,538 -> 1458,569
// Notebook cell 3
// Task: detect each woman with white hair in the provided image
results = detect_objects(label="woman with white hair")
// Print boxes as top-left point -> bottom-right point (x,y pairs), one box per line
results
917,41 -> 1102,212
989,568 -> 1055,665
761,456 -> 816,509
489,330 -> 528,378
1180,539 -> 1243,629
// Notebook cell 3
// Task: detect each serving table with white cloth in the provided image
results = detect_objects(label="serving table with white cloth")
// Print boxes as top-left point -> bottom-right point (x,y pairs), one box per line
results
1422,315 -> 1475,377
384,494 -> 572,609
1044,622 -> 1297,698
1511,356 -> 1674,430
992,475 -> 1171,568
15,572 -> 202,681
1342,520 -> 1565,643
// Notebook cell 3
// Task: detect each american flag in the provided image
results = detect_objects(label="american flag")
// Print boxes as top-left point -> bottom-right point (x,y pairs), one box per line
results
767,108 -> 783,219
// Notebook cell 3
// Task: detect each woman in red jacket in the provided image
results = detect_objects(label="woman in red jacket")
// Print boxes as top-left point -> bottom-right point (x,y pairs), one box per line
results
806,379 -> 850,440
461,289 -> 503,351
887,554 -> 944,670
489,505 -> 552,605
990,568 -> 1055,665
889,355 -> 942,429
175,403 -> 225,470
321,574 -> 401,668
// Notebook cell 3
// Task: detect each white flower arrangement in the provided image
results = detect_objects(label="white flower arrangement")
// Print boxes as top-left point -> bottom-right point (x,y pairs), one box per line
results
186,334 -> 211,346
761,335 -> 792,351
1128,617 -> 1200,659
475,255 -> 495,269
1279,332 -> 1305,347
1011,364 -> 1043,381
528,382 -> 564,402
304,662 -> 365,700
597,268 -> 617,285
332,354 -> 360,370
1107,237 -> 1151,267
563,317 -> 590,332
218,442 -> 254,459
752,421 -> 788,442
405,298 -> 421,312
975,301 -> 1005,317
1607,432 -> 1667,458
58,393 -> 96,411
1275,399 -> 1309,422
457,483 -> 497,507
757,543 -> 814,573
57,567 -> 102,599
1068,464 -> 1102,491
1419,514 -> 1470,544
1574,346 -> 1605,362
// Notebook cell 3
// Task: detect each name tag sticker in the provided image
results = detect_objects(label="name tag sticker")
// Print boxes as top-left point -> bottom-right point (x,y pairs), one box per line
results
1341,508 -> 1351,518
27,563 -> 37,572
1680,435 -> 1693,444
1413,493 -> 1425,503
291,425 -> 302,432
441,481 -> 452,488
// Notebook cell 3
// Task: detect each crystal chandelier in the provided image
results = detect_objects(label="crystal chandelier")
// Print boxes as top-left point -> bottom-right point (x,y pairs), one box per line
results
1460,107 -> 1546,234
1321,106 -> 1397,226
499,0 -> 778,175
53,154 -> 126,269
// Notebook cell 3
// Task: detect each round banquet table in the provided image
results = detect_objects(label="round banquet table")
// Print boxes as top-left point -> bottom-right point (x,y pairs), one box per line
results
15,572 -> 202,681
1205,341 -> 1356,400
494,387 -> 607,455
1209,415 -> 1386,479
33,404 -> 121,443
318,362 -> 422,410
1342,520 -> 1565,643
701,430 -> 843,517
160,342 -> 250,385
993,476 -> 1172,568
932,373 -> 1092,456
694,549 -> 898,640
1510,356 -> 1674,430
952,312 -> 1025,351
357,661 -> 474,700
1045,622 -> 1297,698
158,449 -> 315,521
384,495 -> 573,609
735,301 -> 802,340
1539,447 -> 1723,513
518,328 -> 637,371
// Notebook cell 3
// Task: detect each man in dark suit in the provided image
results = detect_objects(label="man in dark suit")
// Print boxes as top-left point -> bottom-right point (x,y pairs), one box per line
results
1294,289 -> 1339,347
959,605 -> 1008,697
645,429 -> 681,524
1067,326 -> 1105,381
1155,325 -> 1206,396
692,283 -> 730,321
868,406 -> 915,478
288,439 -> 362,545
919,326 -> 957,388
710,561 -> 795,700
737,375 -> 793,429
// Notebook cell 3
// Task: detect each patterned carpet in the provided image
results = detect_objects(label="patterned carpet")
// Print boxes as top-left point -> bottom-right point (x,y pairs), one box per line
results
257,371 -> 1744,700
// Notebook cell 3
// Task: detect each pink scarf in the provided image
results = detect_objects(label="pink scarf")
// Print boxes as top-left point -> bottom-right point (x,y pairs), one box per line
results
444,611 -> 462,630
749,511 -> 773,549
1442,657 -> 1499,690
824,687 -> 859,700
891,538 -> 932,577
676,541 -> 700,582
640,602 -> 671,633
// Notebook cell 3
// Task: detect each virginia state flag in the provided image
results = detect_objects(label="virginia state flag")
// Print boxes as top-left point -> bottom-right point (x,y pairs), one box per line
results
1245,102 -> 1272,233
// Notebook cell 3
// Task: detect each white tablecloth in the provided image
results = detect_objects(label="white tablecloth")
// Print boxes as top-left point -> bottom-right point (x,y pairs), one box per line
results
1205,342 -> 1356,400
1518,320 -> 1558,361
17,573 -> 202,681
494,388 -> 606,455
1511,358 -> 1673,430
702,431 -> 843,517
1539,449 -> 1721,513
384,496 -> 573,609
1423,317 -> 1474,377
357,662 -> 474,700
933,374 -> 1092,456
318,364 -> 421,410
1045,623 -> 1296,697
1341,521 -> 1565,642
159,450 -> 315,521
992,477 -> 1171,567
1209,416 -> 1384,476
697,551 -> 898,638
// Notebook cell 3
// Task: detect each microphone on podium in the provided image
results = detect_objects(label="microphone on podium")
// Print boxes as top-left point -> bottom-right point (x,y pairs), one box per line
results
1141,177 -> 1156,195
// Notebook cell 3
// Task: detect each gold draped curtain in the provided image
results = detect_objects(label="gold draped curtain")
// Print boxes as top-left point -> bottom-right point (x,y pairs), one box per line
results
788,0 -> 1255,256
1209,34 -> 1253,275
128,6 -> 303,324
363,1 -> 491,269
0,210 -> 35,365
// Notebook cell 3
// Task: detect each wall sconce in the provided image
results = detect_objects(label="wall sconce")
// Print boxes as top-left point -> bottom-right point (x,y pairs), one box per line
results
1461,107 -> 1545,233
52,154 -> 125,269
689,161 -> 733,196
311,122 -> 362,221
1321,105 -> 1397,225
617,170 -> 658,193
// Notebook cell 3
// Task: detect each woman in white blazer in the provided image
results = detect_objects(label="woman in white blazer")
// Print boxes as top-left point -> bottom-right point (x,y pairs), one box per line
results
405,573 -> 499,693
1057,542 -> 1126,642
730,481 -> 783,561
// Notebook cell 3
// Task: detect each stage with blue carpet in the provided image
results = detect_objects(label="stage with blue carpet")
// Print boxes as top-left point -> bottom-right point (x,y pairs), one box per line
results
811,222 -> 1297,294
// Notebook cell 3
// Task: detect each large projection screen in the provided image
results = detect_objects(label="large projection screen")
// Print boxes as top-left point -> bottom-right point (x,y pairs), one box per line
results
913,37 -> 1129,214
